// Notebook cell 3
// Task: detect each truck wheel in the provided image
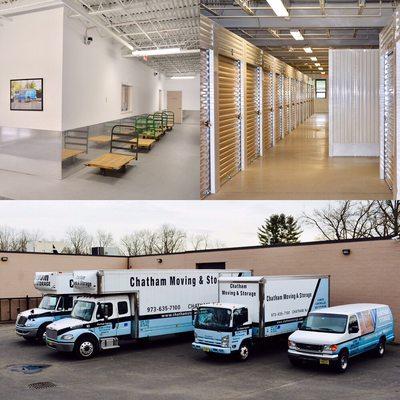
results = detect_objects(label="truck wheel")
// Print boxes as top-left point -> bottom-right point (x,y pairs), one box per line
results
74,336 -> 98,360
334,350 -> 349,373
237,342 -> 251,362
36,324 -> 49,344
375,338 -> 386,358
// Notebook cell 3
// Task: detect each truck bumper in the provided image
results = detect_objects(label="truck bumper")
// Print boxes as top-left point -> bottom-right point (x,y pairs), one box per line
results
192,342 -> 231,355
46,339 -> 74,352
16,326 -> 38,338
288,349 -> 339,363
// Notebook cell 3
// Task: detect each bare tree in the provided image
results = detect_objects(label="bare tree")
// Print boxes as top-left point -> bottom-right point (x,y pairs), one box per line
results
190,233 -> 211,250
0,226 -> 14,251
95,230 -> 114,248
303,200 -> 399,240
64,226 -> 93,254
154,224 -> 186,254
141,230 -> 159,255
11,230 -> 32,252
120,232 -> 144,256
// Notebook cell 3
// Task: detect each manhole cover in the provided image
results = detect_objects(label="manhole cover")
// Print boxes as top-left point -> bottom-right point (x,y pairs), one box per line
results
8,364 -> 50,374
28,382 -> 57,390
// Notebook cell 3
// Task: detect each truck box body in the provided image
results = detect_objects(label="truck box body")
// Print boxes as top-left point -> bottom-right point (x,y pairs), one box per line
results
218,275 -> 330,337
34,272 -> 75,294
46,269 -> 251,357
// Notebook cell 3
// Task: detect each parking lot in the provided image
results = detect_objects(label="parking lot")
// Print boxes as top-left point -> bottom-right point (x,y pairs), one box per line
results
0,324 -> 399,400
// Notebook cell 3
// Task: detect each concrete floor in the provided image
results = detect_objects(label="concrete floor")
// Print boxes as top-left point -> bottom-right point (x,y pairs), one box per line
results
0,114 -> 199,200
209,114 -> 392,200
0,324 -> 399,400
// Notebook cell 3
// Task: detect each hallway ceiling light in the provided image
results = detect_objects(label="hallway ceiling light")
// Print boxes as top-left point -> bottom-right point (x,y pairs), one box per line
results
315,63 -> 321,67
131,48 -> 181,57
318,67 -> 323,71
234,0 -> 254,15
290,30 -> 304,41
266,0 -> 289,17
310,56 -> 318,62
303,47 -> 313,53
170,76 -> 195,80
321,72 -> 326,75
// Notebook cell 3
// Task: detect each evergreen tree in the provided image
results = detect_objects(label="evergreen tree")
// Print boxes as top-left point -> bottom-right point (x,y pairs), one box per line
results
258,214 -> 302,246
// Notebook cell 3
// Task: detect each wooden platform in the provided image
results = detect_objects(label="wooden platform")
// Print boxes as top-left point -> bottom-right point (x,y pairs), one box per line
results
62,149 -> 84,161
85,153 -> 135,174
129,137 -> 155,150
89,135 -> 111,144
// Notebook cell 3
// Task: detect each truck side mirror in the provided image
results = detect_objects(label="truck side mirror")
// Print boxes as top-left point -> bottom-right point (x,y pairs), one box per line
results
297,322 -> 302,329
191,308 -> 198,324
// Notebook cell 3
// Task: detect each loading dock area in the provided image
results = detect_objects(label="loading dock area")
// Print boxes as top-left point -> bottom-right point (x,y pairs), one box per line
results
0,324 -> 399,399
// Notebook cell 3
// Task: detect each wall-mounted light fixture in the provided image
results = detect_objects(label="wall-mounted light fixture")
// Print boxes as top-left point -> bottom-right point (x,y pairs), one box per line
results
1,256 -> 8,262
157,258 -> 163,264
342,249 -> 351,256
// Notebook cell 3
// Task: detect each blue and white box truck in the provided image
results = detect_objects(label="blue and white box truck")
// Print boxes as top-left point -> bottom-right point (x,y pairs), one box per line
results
288,303 -> 395,372
45,269 -> 250,358
15,272 -> 79,342
192,275 -> 330,360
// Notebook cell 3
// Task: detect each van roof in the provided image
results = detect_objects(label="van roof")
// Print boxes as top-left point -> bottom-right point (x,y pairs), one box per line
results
312,303 -> 388,316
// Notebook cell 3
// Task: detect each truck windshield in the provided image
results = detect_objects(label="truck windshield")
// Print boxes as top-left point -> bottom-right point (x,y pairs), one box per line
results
195,307 -> 232,331
300,313 -> 348,334
71,300 -> 95,321
39,295 -> 58,310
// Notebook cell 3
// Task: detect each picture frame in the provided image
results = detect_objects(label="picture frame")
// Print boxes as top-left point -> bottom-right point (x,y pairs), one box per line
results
10,78 -> 43,111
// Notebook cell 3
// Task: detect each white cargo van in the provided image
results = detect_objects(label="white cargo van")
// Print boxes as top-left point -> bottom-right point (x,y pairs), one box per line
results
15,272 -> 79,342
45,269 -> 250,358
192,275 -> 330,360
288,303 -> 395,372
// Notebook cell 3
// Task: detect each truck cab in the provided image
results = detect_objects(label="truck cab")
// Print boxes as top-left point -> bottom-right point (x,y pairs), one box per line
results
16,294 -> 75,341
46,294 -> 134,359
192,303 -> 253,361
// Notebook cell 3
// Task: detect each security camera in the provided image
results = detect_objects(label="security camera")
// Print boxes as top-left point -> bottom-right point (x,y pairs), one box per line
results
154,72 -> 159,77
84,35 -> 93,45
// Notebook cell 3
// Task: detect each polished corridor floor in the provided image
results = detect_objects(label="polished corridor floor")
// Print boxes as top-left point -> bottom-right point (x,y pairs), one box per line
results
209,113 -> 392,200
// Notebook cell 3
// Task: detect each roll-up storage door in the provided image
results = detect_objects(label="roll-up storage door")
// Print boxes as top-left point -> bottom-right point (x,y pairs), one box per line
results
283,77 -> 290,135
218,55 -> 241,185
246,64 -> 259,164
262,70 -> 273,151
290,79 -> 296,131
383,50 -> 395,190
274,73 -> 280,143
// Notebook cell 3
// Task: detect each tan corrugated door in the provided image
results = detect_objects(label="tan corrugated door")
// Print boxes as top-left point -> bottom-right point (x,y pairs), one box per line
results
262,71 -> 273,151
200,49 -> 211,199
283,77 -> 290,135
383,50 -> 395,190
246,64 -> 258,164
218,55 -> 241,185
291,79 -> 296,131
274,73 -> 281,143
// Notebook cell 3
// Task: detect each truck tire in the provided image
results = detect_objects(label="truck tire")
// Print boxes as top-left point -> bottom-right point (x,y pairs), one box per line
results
334,350 -> 349,373
36,323 -> 50,344
375,337 -> 386,358
74,336 -> 98,360
237,342 -> 251,362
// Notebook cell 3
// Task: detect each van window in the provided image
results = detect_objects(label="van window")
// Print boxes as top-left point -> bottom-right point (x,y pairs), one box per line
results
97,303 -> 113,319
118,301 -> 128,315
348,315 -> 359,333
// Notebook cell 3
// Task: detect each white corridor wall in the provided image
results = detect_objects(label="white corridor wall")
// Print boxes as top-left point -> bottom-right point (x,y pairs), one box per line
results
163,76 -> 200,111
329,49 -> 380,157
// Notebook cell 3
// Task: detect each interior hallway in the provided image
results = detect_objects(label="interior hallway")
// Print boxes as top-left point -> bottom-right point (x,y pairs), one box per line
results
209,113 -> 392,200
0,113 -> 200,200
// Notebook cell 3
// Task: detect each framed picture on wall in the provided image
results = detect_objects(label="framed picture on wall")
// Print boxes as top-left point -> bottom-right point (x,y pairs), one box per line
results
10,78 -> 43,111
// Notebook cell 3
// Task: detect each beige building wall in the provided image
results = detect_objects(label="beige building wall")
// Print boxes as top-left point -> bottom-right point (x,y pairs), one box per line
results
129,239 -> 400,336
0,252 -> 128,297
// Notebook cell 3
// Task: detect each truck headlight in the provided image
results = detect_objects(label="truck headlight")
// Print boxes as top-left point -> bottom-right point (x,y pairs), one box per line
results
61,334 -> 74,340
221,335 -> 229,348
288,340 -> 296,349
323,344 -> 338,353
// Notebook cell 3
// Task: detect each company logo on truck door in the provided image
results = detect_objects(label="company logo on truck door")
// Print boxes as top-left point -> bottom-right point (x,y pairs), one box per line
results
130,274 -> 218,288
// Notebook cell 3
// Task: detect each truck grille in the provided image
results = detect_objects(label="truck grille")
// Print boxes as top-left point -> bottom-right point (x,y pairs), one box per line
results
296,343 -> 324,352
46,328 -> 58,340
17,316 -> 27,326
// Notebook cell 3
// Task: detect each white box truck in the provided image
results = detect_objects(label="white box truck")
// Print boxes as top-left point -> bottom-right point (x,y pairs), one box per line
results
15,272 -> 79,342
45,269 -> 250,358
192,275 -> 330,360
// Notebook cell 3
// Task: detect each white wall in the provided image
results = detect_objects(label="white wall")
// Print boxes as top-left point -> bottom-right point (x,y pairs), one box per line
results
62,12 -> 165,130
329,49 -> 380,157
163,76 -> 200,111
0,8 -> 64,131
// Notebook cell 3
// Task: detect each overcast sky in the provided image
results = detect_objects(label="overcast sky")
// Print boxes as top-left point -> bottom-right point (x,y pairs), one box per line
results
0,201 -> 339,247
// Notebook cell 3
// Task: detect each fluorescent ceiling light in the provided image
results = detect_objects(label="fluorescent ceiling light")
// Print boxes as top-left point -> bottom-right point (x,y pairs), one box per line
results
303,47 -> 313,53
321,72 -> 326,75
170,76 -> 195,80
290,30 -> 304,41
267,0 -> 289,17
310,56 -> 318,61
131,47 -> 181,57
318,67 -> 323,71
315,63 -> 321,67
234,0 -> 254,15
